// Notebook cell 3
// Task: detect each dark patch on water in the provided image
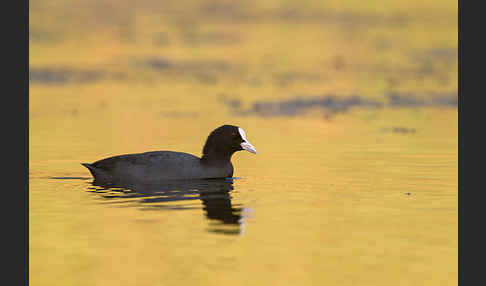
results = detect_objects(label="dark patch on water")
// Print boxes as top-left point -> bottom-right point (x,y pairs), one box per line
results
208,229 -> 241,235
219,95 -> 242,110
374,48 -> 457,85
146,58 -> 173,70
182,30 -> 241,45
198,3 -> 409,29
412,48 -> 457,82
224,95 -> 383,117
143,57 -> 230,84
200,2 -> 257,21
275,8 -> 409,28
392,127 -> 416,134
194,72 -> 219,84
29,68 -> 103,85
273,72 -> 324,87
29,28 -> 62,43
29,67 -> 125,85
414,48 -> 457,67
331,55 -> 347,71
381,127 -> 417,134
160,111 -> 199,118
223,91 -> 457,118
49,176 -> 91,180
145,57 -> 230,72
386,91 -> 458,108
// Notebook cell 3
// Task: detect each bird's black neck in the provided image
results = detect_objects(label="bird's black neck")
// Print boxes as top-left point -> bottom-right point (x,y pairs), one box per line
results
200,151 -> 233,165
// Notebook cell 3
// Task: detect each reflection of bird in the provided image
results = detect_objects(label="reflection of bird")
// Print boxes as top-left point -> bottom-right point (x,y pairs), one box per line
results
89,178 -> 244,235
81,125 -> 257,184
200,189 -> 241,225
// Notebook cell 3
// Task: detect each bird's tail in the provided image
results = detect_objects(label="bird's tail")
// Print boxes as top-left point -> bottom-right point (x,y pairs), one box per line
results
81,163 -> 98,177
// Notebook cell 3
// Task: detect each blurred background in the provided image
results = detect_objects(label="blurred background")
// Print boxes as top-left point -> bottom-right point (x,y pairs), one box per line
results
30,0 -> 457,285
30,0 -> 457,122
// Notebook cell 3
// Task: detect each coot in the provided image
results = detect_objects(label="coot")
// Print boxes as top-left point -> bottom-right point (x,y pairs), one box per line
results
81,125 -> 257,183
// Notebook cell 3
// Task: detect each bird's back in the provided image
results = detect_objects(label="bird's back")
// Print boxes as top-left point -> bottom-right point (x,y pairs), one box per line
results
83,151 -> 233,183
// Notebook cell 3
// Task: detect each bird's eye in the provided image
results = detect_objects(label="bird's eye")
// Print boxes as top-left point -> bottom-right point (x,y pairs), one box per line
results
231,132 -> 236,136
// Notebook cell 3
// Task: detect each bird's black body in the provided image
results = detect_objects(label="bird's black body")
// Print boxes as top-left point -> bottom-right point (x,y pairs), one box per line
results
82,125 -> 256,184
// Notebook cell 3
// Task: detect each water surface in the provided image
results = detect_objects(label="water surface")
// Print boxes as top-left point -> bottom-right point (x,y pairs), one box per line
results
30,109 -> 457,286
30,0 -> 457,285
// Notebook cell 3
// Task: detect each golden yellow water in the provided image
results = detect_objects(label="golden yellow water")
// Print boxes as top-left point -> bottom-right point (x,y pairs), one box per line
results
30,1 -> 457,285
